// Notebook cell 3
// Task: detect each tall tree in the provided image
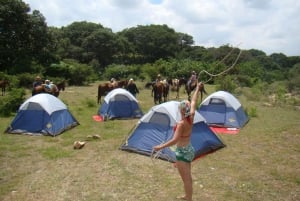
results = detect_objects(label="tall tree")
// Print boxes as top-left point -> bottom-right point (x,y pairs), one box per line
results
82,28 -> 119,67
119,24 -> 180,63
0,0 -> 31,72
0,0 -> 54,73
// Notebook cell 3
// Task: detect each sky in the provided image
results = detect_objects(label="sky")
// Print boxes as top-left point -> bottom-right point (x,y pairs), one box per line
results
23,0 -> 300,56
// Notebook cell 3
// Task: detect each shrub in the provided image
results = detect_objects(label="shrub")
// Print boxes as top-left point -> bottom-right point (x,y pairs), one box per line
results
245,106 -> 258,118
215,75 -> 237,93
0,88 -> 26,117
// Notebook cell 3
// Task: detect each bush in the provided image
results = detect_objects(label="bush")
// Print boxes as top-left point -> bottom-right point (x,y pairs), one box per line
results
17,73 -> 34,88
0,88 -> 26,117
215,75 -> 237,93
245,106 -> 258,118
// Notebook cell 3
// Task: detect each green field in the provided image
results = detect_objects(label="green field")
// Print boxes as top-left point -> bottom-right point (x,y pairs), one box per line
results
0,82 -> 299,201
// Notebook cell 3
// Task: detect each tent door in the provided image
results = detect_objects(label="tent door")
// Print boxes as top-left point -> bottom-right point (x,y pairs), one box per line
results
209,98 -> 227,125
113,95 -> 132,117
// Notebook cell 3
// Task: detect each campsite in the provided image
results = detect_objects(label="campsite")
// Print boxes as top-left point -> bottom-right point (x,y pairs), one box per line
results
0,82 -> 299,201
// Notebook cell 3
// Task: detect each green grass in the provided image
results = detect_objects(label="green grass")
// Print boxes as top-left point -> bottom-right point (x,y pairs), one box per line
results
0,81 -> 299,201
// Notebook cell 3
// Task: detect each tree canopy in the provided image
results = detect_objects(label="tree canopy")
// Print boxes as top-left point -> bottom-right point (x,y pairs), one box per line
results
0,0 -> 300,92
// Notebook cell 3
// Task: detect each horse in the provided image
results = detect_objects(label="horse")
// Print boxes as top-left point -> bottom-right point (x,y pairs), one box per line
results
56,80 -> 66,92
117,80 -> 128,88
162,79 -> 169,102
168,78 -> 180,99
0,80 -> 9,96
151,81 -> 164,104
97,79 -> 130,104
178,77 -> 187,87
185,81 -> 207,101
171,78 -> 187,99
144,82 -> 154,89
197,82 -> 208,102
97,83 -> 114,104
32,82 -> 64,97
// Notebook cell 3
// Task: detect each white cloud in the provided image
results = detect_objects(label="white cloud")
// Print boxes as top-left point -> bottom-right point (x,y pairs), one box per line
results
23,0 -> 300,56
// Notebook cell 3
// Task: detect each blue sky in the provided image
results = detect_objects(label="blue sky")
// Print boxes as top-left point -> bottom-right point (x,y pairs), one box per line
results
23,0 -> 300,56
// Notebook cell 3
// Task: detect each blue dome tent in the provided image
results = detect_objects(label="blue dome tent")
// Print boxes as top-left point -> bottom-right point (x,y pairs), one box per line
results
198,91 -> 249,128
120,101 -> 225,163
98,88 -> 143,120
5,94 -> 79,136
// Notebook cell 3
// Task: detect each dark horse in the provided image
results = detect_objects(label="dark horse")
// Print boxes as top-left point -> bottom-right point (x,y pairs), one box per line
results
185,80 -> 207,102
97,80 -> 128,104
0,80 -> 9,96
56,81 -> 66,92
152,82 -> 164,104
178,77 -> 207,101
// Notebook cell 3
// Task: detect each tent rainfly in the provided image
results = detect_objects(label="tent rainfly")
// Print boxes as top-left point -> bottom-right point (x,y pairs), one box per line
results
5,93 -> 79,136
198,91 -> 249,128
120,101 -> 225,163
98,88 -> 143,120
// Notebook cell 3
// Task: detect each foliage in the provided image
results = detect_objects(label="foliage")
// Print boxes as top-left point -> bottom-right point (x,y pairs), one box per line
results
118,24 -> 181,63
1,0 -> 299,95
245,106 -> 258,118
287,63 -> 300,92
48,60 -> 97,85
215,75 -> 238,93
0,88 -> 26,117
102,64 -> 130,80
66,60 -> 96,85
16,73 -> 35,88
0,0 -> 56,73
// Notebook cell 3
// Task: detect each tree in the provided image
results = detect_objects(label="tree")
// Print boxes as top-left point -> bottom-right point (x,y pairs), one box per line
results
62,21 -> 104,47
82,28 -> 119,67
0,0 -> 55,74
0,0 -> 31,72
119,24 -> 180,63
287,63 -> 300,92
270,53 -> 289,69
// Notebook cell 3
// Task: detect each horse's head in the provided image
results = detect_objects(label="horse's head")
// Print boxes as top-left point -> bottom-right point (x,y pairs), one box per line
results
57,81 -> 66,91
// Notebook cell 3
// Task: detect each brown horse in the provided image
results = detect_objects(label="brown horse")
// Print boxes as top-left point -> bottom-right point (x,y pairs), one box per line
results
152,82 -> 164,104
117,80 -> 128,88
0,80 -> 9,96
97,82 -> 114,104
32,83 -> 62,97
56,80 -> 66,92
97,80 -> 129,104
